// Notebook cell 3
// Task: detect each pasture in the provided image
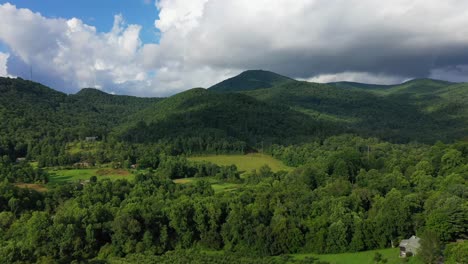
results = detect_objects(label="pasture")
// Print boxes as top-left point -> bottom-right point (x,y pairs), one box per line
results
47,168 -> 134,183
14,183 -> 48,192
173,177 -> 241,193
188,153 -> 293,174
290,247 -> 422,264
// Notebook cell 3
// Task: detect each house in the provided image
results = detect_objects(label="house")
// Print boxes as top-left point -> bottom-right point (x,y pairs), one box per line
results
399,235 -> 421,257
73,162 -> 92,168
15,157 -> 26,163
85,136 -> 98,142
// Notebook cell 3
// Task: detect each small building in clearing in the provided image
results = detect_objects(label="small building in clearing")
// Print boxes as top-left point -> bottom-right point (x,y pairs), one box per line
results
399,235 -> 421,257
73,161 -> 92,168
15,157 -> 26,163
85,136 -> 98,142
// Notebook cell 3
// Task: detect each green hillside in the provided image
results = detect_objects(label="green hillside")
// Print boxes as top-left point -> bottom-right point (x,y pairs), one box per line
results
209,69 -> 295,92
379,78 -> 454,95
1,74 -> 467,264
244,80 -> 468,143
327,81 -> 393,90
0,77 -> 161,158
120,88 -> 333,152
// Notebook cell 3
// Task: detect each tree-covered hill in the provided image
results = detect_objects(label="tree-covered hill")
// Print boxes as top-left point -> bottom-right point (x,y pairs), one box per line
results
209,69 -> 295,92
0,77 -> 161,158
68,88 -> 162,135
1,73 -> 467,158
120,71 -> 468,150
327,78 -> 454,94
243,79 -> 468,143
327,81 -> 394,90
0,75 -> 467,264
119,88 -> 335,153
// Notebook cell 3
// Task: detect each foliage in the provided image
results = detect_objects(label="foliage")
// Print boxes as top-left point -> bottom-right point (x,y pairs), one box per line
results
418,230 -> 442,264
444,241 -> 468,264
0,74 -> 467,263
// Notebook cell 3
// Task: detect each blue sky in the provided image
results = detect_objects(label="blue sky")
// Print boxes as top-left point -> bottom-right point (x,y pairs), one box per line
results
0,0 -> 160,45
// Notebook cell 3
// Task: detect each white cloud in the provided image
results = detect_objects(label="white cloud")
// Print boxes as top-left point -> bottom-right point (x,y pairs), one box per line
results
305,72 -> 404,85
0,52 -> 9,77
155,0 -> 209,35
1,1 -> 468,96
0,3 -> 148,94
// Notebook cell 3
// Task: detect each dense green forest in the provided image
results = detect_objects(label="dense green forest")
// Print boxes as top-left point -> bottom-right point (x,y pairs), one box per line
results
0,72 -> 467,263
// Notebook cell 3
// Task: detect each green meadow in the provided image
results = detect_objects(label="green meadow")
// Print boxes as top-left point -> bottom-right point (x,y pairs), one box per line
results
178,153 -> 293,192
188,153 -> 293,174
65,141 -> 102,155
47,168 -> 134,184
173,177 -> 241,193
290,248 -> 422,264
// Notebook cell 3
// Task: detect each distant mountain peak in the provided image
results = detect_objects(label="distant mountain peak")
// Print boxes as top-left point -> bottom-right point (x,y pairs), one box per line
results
209,69 -> 296,92
76,88 -> 110,96
400,78 -> 455,85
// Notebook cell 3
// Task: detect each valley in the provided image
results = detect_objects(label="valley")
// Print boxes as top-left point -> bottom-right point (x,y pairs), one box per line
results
0,72 -> 466,263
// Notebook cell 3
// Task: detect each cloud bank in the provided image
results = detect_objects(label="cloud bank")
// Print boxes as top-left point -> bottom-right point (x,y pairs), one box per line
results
1,1 -> 468,96
0,52 -> 9,77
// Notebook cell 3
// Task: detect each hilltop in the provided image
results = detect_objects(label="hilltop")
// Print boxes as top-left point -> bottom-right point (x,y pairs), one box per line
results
209,69 -> 295,92
120,88 -> 331,152
1,72 -> 467,159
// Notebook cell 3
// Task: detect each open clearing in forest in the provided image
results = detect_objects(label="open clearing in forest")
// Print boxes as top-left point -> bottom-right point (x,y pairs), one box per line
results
65,141 -> 102,155
180,153 -> 292,192
173,177 -> 241,193
188,153 -> 293,174
14,183 -> 48,192
290,247 -> 422,264
47,168 -> 134,183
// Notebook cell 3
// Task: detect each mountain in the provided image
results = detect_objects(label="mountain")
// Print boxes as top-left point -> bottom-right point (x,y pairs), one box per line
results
328,78 -> 455,94
327,81 -> 393,90
119,88 -> 333,151
209,70 -> 295,92
0,77 -> 69,156
70,88 -> 162,124
0,77 -> 161,157
1,72 -> 467,159
242,79 -> 468,143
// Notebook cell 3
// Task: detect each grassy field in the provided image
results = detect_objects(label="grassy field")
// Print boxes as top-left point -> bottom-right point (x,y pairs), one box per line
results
29,161 -> 39,168
290,248 -> 421,264
47,168 -> 134,183
181,153 -> 293,192
188,153 -> 293,174
65,141 -> 102,155
173,177 -> 241,193
14,183 -> 48,192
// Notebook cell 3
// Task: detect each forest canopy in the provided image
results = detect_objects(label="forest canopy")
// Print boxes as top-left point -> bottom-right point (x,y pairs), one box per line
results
0,73 -> 467,263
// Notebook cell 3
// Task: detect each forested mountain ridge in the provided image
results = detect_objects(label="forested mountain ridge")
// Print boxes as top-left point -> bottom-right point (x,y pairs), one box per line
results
0,75 -> 467,263
1,72 -> 467,159
327,78 -> 454,93
0,77 -> 161,158
209,69 -> 296,92
242,79 -> 468,143
119,88 -> 335,153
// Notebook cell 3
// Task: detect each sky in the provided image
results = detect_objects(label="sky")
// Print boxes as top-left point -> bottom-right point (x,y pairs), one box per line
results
1,0 -> 468,96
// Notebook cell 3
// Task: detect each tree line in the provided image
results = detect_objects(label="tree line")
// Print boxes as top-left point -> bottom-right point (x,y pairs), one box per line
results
0,135 -> 466,263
